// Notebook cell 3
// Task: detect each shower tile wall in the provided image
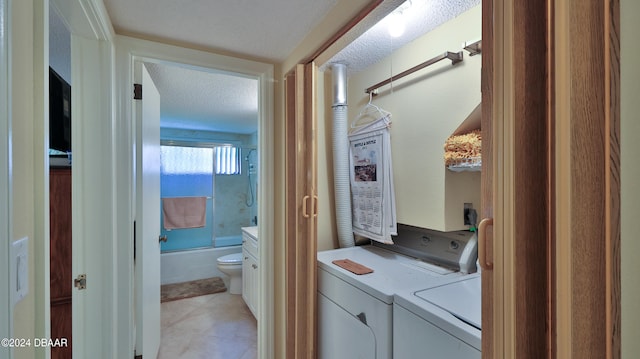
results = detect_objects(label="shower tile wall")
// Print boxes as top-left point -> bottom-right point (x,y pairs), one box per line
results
214,151 -> 255,237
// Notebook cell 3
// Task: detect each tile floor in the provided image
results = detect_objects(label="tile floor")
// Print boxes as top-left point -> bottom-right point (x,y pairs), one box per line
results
158,291 -> 257,359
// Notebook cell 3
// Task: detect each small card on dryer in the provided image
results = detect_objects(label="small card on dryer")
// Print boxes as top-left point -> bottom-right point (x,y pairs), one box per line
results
332,259 -> 374,275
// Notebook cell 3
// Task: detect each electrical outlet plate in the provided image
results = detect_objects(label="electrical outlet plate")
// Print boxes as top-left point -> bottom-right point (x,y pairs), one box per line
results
464,203 -> 473,225
11,237 -> 28,305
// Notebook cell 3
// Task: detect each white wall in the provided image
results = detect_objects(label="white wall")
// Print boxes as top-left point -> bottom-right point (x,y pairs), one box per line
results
621,0 -> 640,357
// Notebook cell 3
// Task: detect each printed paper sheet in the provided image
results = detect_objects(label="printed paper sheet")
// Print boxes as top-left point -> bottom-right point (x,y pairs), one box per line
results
349,115 -> 397,244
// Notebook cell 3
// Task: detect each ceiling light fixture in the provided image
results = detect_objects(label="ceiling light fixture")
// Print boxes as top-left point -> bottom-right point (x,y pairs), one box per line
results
388,12 -> 406,38
387,0 -> 414,38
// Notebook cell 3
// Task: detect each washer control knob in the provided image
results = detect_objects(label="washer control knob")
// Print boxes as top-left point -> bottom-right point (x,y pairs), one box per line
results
450,240 -> 460,250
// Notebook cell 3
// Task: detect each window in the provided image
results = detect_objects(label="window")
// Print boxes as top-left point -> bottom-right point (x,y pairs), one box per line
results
159,142 -> 248,251
215,145 -> 241,175
160,144 -> 215,251
161,145 -> 214,175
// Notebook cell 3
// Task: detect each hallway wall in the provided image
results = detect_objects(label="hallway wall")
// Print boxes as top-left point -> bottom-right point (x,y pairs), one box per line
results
11,0 -> 40,358
621,0 -> 640,356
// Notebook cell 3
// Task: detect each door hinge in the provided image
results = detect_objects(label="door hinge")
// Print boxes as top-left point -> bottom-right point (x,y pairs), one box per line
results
133,83 -> 142,100
74,274 -> 87,290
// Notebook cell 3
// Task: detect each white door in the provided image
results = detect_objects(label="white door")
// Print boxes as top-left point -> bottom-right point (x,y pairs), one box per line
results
135,62 -> 162,358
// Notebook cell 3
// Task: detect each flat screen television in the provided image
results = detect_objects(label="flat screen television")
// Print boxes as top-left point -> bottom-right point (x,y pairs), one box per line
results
49,67 -> 71,153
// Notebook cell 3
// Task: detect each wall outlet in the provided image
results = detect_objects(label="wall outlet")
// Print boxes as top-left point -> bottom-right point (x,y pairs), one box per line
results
11,237 -> 28,305
464,203 -> 473,225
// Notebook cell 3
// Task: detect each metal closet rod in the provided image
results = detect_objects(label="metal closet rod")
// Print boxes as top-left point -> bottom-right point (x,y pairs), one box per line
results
365,51 -> 464,94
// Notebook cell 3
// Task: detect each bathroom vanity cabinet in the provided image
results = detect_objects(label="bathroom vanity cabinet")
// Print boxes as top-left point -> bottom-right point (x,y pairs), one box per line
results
242,227 -> 259,319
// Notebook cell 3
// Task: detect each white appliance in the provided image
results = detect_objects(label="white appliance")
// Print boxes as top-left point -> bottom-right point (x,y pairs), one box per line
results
317,224 -> 478,359
394,275 -> 481,358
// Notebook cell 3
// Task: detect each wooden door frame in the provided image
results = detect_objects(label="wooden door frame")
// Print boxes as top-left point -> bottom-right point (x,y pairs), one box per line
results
490,0 -> 621,357
554,0 -> 621,357
487,0 -> 552,357
284,63 -> 318,359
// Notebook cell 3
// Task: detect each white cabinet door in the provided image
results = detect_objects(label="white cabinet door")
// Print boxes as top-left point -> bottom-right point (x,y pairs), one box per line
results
242,231 -> 259,319
248,254 -> 258,317
242,248 -> 250,304
242,247 -> 259,318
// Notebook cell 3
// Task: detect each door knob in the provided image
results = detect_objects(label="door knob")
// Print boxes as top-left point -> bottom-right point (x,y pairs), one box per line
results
159,235 -> 168,243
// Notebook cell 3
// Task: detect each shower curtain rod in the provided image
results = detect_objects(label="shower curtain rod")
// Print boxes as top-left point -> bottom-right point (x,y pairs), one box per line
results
365,51 -> 464,95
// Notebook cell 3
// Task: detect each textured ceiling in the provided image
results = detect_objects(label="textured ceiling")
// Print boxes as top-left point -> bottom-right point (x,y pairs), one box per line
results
102,0 -> 337,63
51,0 -> 480,134
144,63 -> 259,134
322,0 -> 481,74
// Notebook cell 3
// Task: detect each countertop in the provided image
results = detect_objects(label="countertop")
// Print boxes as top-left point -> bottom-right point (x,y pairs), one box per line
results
241,226 -> 258,240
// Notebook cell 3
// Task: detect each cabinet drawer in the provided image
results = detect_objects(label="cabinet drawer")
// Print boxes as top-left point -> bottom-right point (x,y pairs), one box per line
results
242,232 -> 258,258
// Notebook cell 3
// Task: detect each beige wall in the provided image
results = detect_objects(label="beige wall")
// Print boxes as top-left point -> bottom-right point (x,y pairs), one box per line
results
11,0 -> 37,358
621,0 -> 640,357
315,5 -> 482,248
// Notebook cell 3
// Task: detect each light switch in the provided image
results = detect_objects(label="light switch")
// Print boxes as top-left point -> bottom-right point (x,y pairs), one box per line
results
11,237 -> 28,304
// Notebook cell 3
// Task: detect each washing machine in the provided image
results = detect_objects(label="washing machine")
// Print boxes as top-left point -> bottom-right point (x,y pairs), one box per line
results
393,274 -> 481,358
317,224 -> 478,359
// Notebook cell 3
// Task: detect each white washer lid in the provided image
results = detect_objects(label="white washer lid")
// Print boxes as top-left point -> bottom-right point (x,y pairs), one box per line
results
414,275 -> 481,329
217,252 -> 243,264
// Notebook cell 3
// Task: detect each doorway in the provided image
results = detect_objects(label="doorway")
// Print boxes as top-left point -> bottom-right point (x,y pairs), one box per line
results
141,60 -> 260,357
115,36 -> 275,358
49,5 -> 73,359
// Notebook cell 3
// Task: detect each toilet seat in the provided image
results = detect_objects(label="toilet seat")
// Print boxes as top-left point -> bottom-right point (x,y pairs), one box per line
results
217,252 -> 243,265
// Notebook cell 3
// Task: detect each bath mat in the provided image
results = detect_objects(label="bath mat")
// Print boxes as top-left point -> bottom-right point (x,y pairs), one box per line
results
161,277 -> 227,303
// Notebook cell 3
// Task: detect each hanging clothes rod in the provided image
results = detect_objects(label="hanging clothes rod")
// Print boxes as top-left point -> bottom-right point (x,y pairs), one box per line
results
365,51 -> 464,94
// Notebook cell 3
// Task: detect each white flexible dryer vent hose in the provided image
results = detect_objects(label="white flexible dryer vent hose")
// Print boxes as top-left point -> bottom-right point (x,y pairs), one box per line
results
331,64 -> 355,248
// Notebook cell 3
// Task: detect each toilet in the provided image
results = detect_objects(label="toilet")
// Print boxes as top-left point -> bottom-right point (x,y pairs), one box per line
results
217,252 -> 243,295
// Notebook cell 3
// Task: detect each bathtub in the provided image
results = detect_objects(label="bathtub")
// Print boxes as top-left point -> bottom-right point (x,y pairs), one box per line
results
160,242 -> 242,285
214,234 -> 244,247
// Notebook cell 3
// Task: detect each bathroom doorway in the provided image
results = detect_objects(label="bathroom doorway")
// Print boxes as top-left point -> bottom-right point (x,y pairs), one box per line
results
142,60 -> 261,357
116,32 -> 273,351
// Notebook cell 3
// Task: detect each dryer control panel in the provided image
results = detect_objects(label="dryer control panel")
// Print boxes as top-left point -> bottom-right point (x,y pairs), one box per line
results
372,224 -> 478,273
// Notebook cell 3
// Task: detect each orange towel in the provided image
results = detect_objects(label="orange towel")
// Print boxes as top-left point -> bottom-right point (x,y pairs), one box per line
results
162,197 -> 207,230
